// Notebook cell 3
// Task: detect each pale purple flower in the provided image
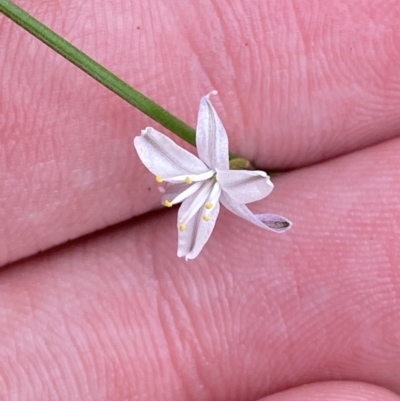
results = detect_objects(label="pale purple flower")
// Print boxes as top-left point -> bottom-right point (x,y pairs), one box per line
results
134,91 -> 291,260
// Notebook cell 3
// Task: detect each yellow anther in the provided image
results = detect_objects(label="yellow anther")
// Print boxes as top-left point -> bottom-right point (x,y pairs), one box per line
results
179,224 -> 186,231
202,215 -> 210,222
164,200 -> 173,207
185,176 -> 193,184
205,203 -> 213,210
155,175 -> 163,183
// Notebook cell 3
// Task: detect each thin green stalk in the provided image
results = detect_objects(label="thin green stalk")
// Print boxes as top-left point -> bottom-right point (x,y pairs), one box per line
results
0,0 -> 198,146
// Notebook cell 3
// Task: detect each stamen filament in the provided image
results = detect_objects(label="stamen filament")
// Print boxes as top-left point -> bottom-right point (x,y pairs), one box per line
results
169,181 -> 202,205
180,181 -> 213,225
166,170 -> 214,183
204,182 -> 221,212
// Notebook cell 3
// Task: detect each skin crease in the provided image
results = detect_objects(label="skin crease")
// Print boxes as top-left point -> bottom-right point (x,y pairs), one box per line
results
0,0 -> 400,400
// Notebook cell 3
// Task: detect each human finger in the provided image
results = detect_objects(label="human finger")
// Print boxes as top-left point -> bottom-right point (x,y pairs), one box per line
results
262,382 -> 400,401
1,1 -> 400,266
0,137 -> 400,399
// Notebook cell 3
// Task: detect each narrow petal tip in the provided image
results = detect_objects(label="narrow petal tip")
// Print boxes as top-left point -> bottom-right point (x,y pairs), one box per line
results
257,214 -> 292,233
177,250 -> 191,261
140,127 -> 151,135
205,90 -> 218,98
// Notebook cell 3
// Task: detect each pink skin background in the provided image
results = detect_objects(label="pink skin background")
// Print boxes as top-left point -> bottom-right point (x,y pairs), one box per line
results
1,0 -> 400,400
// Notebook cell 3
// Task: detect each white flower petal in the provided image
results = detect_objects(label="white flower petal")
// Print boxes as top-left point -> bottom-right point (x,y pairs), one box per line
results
177,194 -> 220,260
134,127 -> 209,181
196,91 -> 229,170
220,193 -> 291,233
216,169 -> 274,204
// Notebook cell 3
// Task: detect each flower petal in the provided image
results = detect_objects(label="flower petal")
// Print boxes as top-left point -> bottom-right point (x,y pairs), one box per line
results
216,169 -> 274,204
196,91 -> 229,170
134,127 -> 209,181
220,193 -> 292,233
177,193 -> 220,260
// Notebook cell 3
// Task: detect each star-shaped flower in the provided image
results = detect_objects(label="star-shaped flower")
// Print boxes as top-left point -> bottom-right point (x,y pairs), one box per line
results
134,91 -> 291,260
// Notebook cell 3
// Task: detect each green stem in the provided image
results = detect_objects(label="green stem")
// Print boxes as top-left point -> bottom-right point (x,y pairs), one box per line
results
0,0 -> 198,146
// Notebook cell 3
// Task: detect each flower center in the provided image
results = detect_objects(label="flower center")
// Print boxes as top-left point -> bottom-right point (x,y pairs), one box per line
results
159,172 -> 222,231
162,172 -> 218,208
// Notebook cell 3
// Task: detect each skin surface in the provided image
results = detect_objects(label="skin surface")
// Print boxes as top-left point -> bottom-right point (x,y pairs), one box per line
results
0,0 -> 400,399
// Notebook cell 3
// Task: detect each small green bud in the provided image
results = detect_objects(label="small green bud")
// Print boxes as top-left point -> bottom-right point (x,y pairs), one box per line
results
229,157 -> 254,170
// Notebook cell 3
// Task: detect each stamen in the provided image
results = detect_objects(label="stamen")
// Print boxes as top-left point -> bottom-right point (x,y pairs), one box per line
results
180,181 -> 213,225
202,215 -> 210,222
169,181 -> 202,205
155,175 -> 163,183
203,183 -> 221,213
167,170 -> 214,183
164,200 -> 173,207
179,224 -> 186,231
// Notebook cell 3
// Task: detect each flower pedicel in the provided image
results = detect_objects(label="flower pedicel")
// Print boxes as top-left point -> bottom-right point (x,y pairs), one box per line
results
134,91 -> 291,260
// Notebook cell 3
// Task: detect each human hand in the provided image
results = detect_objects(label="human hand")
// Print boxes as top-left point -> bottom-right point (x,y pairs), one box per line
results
1,0 -> 400,400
